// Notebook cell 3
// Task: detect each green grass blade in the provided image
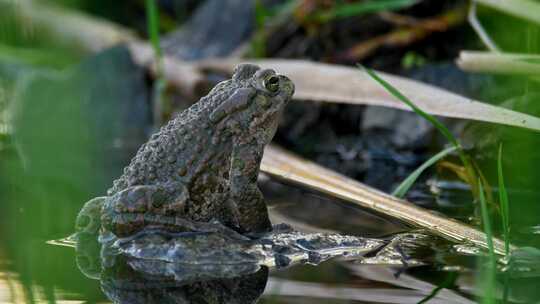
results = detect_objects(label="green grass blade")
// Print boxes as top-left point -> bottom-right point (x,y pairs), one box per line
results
361,66 -> 460,148
145,0 -> 167,124
146,0 -> 162,61
316,0 -> 417,22
393,146 -> 458,198
478,179 -> 496,304
497,143 -> 510,256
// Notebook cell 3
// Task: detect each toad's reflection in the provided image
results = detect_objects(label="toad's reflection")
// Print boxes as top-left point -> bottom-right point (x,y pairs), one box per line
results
75,231 -> 268,304
73,221 -> 389,304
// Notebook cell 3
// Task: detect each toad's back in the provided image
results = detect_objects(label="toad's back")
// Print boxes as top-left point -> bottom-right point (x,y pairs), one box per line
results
107,80 -> 243,220
78,63 -> 295,235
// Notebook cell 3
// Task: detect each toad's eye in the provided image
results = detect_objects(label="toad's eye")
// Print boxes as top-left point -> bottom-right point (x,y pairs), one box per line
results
264,76 -> 279,93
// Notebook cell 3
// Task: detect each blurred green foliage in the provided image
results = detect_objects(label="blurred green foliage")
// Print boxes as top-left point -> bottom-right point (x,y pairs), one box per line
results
0,44 -> 151,302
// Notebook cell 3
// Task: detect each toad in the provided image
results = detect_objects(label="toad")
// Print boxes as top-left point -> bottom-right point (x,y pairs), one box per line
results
76,64 -> 294,237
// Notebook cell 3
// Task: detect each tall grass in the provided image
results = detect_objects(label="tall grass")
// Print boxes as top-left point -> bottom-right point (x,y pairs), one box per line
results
361,66 -> 502,302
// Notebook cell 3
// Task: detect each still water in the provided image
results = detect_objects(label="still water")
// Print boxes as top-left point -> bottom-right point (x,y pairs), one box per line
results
0,168 -> 497,304
1,131 -> 539,303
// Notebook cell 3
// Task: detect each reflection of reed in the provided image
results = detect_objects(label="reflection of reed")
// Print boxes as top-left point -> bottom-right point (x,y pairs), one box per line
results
264,276 -> 474,304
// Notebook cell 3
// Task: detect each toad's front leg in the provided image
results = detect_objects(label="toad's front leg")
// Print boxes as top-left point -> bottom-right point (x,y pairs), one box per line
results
229,141 -> 272,234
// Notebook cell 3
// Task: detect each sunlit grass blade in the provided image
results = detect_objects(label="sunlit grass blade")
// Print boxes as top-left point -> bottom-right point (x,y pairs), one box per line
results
478,179 -> 496,304
393,146 -> 458,198
315,0 -> 418,22
497,143 -> 510,256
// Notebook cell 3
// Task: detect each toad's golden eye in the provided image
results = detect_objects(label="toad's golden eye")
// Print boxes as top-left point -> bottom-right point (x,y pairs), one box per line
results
264,76 -> 279,93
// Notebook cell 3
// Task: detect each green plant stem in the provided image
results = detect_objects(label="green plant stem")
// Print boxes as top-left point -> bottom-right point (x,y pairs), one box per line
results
145,0 -> 166,125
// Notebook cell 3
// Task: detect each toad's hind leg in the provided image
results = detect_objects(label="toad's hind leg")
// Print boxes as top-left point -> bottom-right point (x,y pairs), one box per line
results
102,183 -> 190,236
229,141 -> 272,233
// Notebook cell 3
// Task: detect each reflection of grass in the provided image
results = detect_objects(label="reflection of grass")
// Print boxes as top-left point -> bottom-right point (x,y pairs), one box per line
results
497,143 -> 510,303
